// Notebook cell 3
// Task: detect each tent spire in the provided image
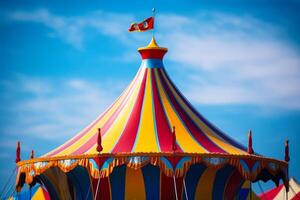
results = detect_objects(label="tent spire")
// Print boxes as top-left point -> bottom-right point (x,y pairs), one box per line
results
285,140 -> 290,162
30,150 -> 34,159
15,141 -> 21,163
248,129 -> 254,154
172,126 -> 177,152
247,130 -> 254,154
97,128 -> 103,153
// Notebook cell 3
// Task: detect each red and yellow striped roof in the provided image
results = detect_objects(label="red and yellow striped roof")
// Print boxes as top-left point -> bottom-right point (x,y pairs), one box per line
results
44,38 -> 248,158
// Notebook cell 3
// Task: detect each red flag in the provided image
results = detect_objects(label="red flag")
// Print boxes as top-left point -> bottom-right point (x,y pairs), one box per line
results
128,17 -> 154,32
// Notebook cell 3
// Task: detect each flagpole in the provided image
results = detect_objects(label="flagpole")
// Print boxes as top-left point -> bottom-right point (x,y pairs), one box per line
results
152,8 -> 155,38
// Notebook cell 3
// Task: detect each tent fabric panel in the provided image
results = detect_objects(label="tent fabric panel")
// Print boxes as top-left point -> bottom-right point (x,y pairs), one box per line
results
132,69 -> 160,152
109,165 -> 126,200
124,167 -> 146,199
94,67 -> 146,154
151,68 -> 180,152
37,174 -> 62,200
212,165 -> 235,200
154,69 -> 207,153
184,163 -> 206,200
157,69 -> 226,154
44,68 -> 142,157
66,167 -> 92,200
224,170 -> 244,199
160,68 -> 247,154
194,167 -> 216,200
111,68 -> 148,153
44,168 -> 72,199
160,170 -> 176,200
141,164 -> 160,200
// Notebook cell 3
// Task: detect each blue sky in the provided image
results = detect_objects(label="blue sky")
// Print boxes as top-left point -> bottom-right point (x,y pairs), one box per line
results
1,0 -> 300,194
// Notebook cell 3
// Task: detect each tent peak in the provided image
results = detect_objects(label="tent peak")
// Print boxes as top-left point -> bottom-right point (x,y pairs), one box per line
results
138,37 -> 168,59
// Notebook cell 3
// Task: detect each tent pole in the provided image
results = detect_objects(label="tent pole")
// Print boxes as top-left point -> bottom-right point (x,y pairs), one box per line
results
183,177 -> 188,200
94,175 -> 101,200
173,175 -> 178,200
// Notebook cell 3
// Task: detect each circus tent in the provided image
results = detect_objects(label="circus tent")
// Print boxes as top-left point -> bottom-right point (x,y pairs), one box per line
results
259,178 -> 300,200
9,185 -> 50,200
14,37 -> 289,200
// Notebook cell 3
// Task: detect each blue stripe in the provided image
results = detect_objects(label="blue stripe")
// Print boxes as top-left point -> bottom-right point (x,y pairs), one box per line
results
184,164 -> 206,200
212,165 -> 235,200
141,59 -> 164,68
109,165 -> 126,199
141,165 -> 160,200
67,167 -> 92,200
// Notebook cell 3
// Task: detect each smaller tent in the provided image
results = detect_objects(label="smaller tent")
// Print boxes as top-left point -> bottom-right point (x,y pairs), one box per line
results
259,178 -> 300,200
9,184 -> 50,200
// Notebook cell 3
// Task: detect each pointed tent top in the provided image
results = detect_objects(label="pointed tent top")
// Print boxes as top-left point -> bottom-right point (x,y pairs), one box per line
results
138,37 -> 168,59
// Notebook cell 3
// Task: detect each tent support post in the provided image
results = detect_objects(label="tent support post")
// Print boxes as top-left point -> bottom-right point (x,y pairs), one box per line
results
94,175 -> 101,200
173,175 -> 178,200
183,177 -> 188,200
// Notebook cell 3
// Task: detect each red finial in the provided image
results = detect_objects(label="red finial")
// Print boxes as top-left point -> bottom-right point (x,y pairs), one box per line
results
16,141 -> 21,163
248,130 -> 254,154
172,126 -> 177,152
30,150 -> 34,159
285,140 -> 290,162
96,128 -> 103,153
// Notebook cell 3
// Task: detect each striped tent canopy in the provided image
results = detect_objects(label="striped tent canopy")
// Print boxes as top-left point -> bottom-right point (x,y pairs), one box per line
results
259,178 -> 300,200
9,184 -> 50,200
16,38 -> 288,197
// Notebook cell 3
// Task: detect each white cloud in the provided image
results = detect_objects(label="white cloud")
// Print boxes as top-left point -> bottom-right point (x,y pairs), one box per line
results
1,75 -> 124,140
8,9 -> 135,49
6,10 -> 300,109
156,13 -> 300,109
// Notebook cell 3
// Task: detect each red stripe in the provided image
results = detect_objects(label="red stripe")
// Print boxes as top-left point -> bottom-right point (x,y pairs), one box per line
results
160,172 -> 183,200
157,69 -> 225,153
112,69 -> 148,153
161,68 -> 246,151
151,68 -> 182,152
92,177 -> 111,200
71,70 -> 143,155
259,184 -> 284,199
291,192 -> 300,200
223,170 -> 243,200
47,69 -> 142,157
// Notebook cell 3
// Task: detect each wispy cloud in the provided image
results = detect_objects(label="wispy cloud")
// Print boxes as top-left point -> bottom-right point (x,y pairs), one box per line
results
157,13 -> 300,109
8,9 -> 136,49
6,9 -> 300,109
1,75 -> 124,141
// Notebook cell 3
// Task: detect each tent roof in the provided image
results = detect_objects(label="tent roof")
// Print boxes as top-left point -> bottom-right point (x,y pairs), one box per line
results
259,178 -> 300,200
15,38 -> 289,191
43,38 -> 249,158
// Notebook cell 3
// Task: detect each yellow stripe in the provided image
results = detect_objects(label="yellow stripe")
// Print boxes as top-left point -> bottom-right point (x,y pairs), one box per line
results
55,69 -> 142,156
160,70 -> 246,155
125,167 -> 146,200
133,70 -> 160,152
32,187 -> 46,200
154,69 -> 206,153
87,67 -> 146,153
194,167 -> 216,200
